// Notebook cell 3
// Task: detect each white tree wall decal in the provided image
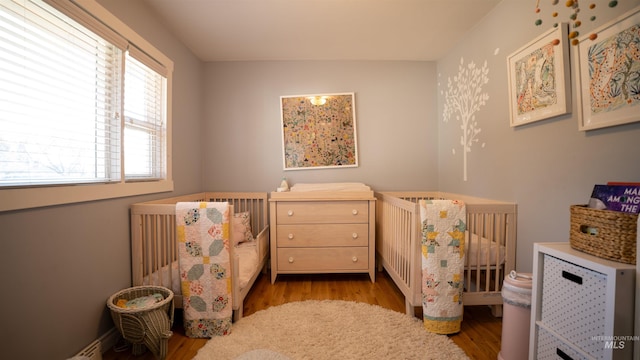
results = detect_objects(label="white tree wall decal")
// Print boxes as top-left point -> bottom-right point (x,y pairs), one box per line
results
443,57 -> 490,181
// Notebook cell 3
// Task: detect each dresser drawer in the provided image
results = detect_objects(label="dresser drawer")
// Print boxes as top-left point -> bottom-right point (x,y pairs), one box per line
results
541,254 -> 607,357
277,247 -> 369,271
276,224 -> 369,247
276,201 -> 369,224
536,325 -> 590,360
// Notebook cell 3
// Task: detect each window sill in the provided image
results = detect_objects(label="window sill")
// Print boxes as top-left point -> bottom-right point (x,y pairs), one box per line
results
0,180 -> 174,212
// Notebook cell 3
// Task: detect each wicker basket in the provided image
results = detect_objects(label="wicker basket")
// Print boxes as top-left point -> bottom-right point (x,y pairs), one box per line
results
569,205 -> 637,265
107,286 -> 174,359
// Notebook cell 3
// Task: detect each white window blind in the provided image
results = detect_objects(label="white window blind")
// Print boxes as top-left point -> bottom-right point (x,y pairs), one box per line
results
124,50 -> 166,180
0,0 -> 123,186
0,0 -> 169,189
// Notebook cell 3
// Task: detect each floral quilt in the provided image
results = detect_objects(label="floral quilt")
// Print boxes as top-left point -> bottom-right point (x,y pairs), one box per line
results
176,202 -> 232,338
420,199 -> 466,334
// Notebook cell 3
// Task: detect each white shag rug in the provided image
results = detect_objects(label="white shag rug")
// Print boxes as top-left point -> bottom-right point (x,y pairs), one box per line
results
193,300 -> 470,360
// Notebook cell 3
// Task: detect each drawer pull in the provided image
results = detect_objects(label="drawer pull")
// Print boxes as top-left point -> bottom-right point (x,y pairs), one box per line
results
288,233 -> 294,240
352,209 -> 358,215
288,257 -> 294,263
562,270 -> 583,285
287,210 -> 294,216
352,256 -> 358,262
352,233 -> 358,239
556,348 -> 574,360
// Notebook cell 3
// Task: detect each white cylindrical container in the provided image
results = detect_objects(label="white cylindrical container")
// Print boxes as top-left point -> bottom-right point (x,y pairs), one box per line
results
498,271 -> 532,360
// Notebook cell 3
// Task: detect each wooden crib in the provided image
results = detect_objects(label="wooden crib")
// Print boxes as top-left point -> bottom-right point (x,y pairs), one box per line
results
130,192 -> 269,320
375,191 -> 517,317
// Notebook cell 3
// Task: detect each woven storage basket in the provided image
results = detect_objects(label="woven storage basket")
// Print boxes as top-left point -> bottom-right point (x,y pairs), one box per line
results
107,286 -> 174,359
569,205 -> 637,265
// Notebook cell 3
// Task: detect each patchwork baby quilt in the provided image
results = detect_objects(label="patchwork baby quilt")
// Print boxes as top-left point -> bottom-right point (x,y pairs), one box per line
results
420,199 -> 466,334
176,202 -> 233,338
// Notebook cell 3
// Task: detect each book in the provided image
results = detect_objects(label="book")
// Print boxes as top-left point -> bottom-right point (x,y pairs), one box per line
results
589,184 -> 640,214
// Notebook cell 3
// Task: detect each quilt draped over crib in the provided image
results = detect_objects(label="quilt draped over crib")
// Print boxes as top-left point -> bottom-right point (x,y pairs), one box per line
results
420,199 -> 466,334
176,202 -> 232,338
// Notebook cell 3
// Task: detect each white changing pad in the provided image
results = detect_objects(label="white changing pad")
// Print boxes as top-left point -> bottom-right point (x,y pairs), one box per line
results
290,182 -> 371,192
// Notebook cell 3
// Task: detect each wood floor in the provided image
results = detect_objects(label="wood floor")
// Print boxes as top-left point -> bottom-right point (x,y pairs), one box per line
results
103,270 -> 502,360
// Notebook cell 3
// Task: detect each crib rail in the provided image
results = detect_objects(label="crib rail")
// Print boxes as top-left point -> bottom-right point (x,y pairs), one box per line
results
376,193 -> 424,309
375,191 -> 517,316
205,192 -> 268,240
463,205 -> 517,307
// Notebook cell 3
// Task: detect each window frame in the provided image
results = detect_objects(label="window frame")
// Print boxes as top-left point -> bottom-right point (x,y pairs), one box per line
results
0,0 -> 174,212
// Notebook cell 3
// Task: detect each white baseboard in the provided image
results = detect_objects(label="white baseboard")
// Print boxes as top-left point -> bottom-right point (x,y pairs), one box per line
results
71,327 -> 119,359
98,327 -> 119,355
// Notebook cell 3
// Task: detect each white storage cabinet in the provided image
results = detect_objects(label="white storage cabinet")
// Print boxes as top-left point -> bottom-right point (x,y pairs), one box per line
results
530,242 -> 635,360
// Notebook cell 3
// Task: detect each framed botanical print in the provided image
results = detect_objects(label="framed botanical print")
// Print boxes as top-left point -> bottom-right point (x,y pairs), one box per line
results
280,93 -> 358,170
507,24 -> 571,127
575,6 -> 640,131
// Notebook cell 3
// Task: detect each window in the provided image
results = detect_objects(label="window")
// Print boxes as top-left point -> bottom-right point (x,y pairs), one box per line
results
124,51 -> 166,180
0,0 -> 173,211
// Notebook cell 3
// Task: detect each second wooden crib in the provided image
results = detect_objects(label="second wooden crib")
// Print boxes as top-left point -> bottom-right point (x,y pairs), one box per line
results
375,191 -> 517,317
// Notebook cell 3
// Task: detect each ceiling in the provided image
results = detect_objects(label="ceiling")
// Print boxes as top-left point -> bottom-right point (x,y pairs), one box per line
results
142,0 -> 503,62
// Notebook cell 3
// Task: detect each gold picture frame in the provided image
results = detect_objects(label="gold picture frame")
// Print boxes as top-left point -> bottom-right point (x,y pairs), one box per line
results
280,93 -> 358,170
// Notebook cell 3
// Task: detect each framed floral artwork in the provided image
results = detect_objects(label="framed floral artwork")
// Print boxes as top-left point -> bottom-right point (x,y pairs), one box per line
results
507,24 -> 571,127
280,93 -> 358,170
576,6 -> 640,131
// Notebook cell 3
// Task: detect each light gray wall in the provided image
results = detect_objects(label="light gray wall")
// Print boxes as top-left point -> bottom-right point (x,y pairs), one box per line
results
436,0 -> 640,271
202,61 -> 439,191
0,1 -> 204,359
2,0 -> 639,358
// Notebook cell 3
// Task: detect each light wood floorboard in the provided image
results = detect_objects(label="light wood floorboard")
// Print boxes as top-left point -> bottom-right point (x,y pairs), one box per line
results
103,270 -> 502,360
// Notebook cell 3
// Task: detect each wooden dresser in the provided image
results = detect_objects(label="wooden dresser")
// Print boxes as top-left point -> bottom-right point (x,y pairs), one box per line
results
269,191 -> 376,284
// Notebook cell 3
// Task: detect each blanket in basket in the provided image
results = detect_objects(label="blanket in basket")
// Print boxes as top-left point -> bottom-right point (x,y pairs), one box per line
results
176,202 -> 232,337
420,199 -> 466,334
